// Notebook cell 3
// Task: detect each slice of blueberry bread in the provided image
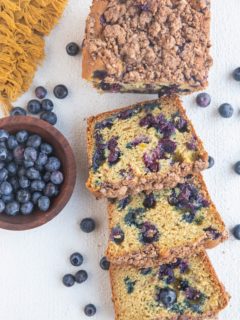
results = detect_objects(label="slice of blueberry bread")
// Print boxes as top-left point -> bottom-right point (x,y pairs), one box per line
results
106,174 -> 227,267
110,251 -> 229,320
86,96 -> 208,199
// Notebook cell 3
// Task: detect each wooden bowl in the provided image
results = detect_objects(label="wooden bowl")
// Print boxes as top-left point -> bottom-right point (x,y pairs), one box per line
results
0,116 -> 76,231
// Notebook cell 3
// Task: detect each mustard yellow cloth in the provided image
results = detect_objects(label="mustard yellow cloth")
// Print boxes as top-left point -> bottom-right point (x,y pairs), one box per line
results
0,0 -> 67,115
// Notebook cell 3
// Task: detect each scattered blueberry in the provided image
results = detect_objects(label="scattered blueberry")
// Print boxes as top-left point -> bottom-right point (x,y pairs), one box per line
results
75,270 -> 88,284
16,130 -> 29,143
41,99 -> 54,112
10,107 -> 27,116
62,274 -> 75,287
196,92 -> 211,108
38,196 -> 50,212
100,257 -> 110,270
27,99 -> 42,114
234,161 -> 240,174
233,67 -> 240,81
218,103 -> 233,118
233,224 -> 240,239
35,86 -> 47,99
40,111 -> 57,125
84,304 -> 96,317
0,199 -> 5,213
7,135 -> 18,150
156,288 -> 177,307
20,201 -> 34,215
5,201 -> 20,216
27,135 -> 42,148
53,84 -> 68,99
66,42 -> 80,56
50,171 -> 63,185
208,156 -> 215,169
80,218 -> 96,233
70,252 -> 83,266
0,130 -> 9,141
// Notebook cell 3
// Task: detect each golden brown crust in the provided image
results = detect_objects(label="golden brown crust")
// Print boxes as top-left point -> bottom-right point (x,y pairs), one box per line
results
86,96 -> 208,199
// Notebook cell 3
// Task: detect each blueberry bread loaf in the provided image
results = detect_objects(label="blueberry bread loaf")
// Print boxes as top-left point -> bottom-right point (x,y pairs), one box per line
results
106,174 -> 227,267
82,0 -> 212,94
86,96 -> 208,199
110,251 -> 229,320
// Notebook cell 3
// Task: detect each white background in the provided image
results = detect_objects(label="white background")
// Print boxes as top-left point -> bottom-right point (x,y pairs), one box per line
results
0,0 -> 239,319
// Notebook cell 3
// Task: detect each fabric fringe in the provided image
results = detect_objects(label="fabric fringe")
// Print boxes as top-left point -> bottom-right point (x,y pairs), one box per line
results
0,0 -> 68,115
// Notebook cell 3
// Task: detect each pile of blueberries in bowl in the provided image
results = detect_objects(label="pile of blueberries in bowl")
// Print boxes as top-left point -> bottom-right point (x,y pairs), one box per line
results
0,129 -> 64,216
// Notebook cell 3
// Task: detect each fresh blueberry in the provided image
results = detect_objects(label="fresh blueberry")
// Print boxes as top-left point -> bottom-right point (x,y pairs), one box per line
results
10,107 -> 27,116
80,218 -> 96,233
84,304 -> 96,317
13,145 -> 25,163
17,189 -> 31,203
9,177 -> 19,191
17,167 -> 26,177
5,201 -> 20,216
0,162 -> 5,169
35,153 -> 48,168
0,199 -> 5,213
53,84 -> 68,99
233,67 -> 240,81
45,157 -> 61,172
70,252 -> 83,267
6,151 -> 13,162
233,224 -> 240,239
208,156 -> 215,169
38,196 -> 50,212
157,288 -> 177,307
31,180 -> 45,192
196,92 -> 211,108
41,99 -> 54,112
7,162 -> 17,176
20,201 -> 34,215
1,194 -> 14,204
0,181 -> 13,195
62,274 -> 75,287
50,171 -> 63,185
234,161 -> 240,174
44,182 -> 58,197
40,111 -> 57,125
43,171 -> 51,182
7,135 -> 18,150
75,270 -> 88,284
24,147 -> 38,162
0,147 -> 8,161
40,143 -> 53,155
66,42 -> 80,56
27,135 -> 42,148
100,257 -> 110,270
35,86 -> 47,99
19,176 -> 30,189
0,168 -> 8,182
24,160 -> 34,169
0,130 -> 9,141
16,130 -> 29,143
27,99 -> 42,114
26,167 -> 40,180
32,192 -> 42,205
218,103 -> 234,118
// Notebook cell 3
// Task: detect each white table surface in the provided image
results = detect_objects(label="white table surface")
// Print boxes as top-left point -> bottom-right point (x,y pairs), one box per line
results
0,0 -> 239,319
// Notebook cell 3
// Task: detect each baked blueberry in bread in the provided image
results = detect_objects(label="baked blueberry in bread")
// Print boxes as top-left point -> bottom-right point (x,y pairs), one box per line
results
106,174 -> 227,267
86,96 -> 208,199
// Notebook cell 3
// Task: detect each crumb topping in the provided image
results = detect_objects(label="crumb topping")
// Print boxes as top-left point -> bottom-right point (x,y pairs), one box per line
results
84,0 -> 212,86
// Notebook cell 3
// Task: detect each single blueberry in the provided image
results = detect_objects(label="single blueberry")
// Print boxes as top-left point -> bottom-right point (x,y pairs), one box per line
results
0,199 -> 5,213
9,177 -> 19,191
44,182 -> 58,197
40,143 -> 53,155
6,151 -> 13,162
196,92 -> 211,108
24,147 -> 38,162
208,156 -> 215,169
0,161 -> 5,169
84,304 -> 96,317
53,84 -> 68,99
43,171 -> 51,182
19,176 -> 30,189
45,157 -> 61,172
27,135 -> 42,149
0,130 -> 9,141
234,161 -> 240,175
0,147 -> 8,161
31,180 -> 45,192
100,257 -> 110,270
233,224 -> 240,239
35,153 -> 48,167
38,196 -> 50,212
143,193 -> 156,209
17,189 -> 31,203
1,194 -> 14,204
5,201 -> 20,216
35,86 -> 47,99
7,135 -> 18,150
17,167 -> 26,177
218,103 -> 234,118
13,145 -> 25,163
110,226 -> 124,244
26,167 -> 40,180
157,288 -> 177,308
50,171 -> 64,185
80,218 -> 96,233
0,181 -> 13,195
10,107 -> 27,116
75,270 -> 88,284
24,160 -> 34,169
7,162 -> 17,176
70,252 -> 83,267
41,99 -> 54,112
32,192 -> 42,205
66,42 -> 80,56
20,201 -> 34,215
0,168 -> 8,182
62,274 -> 75,287
16,130 -> 29,143
233,67 -> 240,81
40,111 -> 57,125
27,99 -> 42,114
